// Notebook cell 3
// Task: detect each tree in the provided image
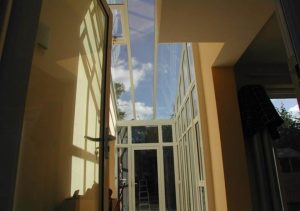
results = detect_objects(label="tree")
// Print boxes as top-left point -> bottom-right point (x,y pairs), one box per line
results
276,104 -> 300,129
275,104 -> 300,150
114,82 -> 125,99
114,82 -> 126,120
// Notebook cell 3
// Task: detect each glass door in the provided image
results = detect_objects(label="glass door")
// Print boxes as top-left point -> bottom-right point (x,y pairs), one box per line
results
13,0 -> 111,210
133,149 -> 160,211
116,147 -> 130,211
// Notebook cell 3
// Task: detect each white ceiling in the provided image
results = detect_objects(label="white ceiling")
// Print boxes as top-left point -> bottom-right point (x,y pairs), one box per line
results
158,0 -> 275,66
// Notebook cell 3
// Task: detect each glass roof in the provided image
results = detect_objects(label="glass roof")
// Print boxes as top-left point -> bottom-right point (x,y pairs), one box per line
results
157,44 -> 183,119
109,0 -> 184,120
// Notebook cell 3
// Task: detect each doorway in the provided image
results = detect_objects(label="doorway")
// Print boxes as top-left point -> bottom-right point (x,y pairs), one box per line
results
235,7 -> 300,211
115,121 -> 178,211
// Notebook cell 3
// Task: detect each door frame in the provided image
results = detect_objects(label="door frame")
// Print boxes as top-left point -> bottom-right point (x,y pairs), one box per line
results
131,146 -> 164,211
115,121 -> 178,211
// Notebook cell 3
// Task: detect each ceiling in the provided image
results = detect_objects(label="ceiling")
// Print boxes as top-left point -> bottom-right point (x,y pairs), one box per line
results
237,13 -> 288,65
235,14 -> 293,97
157,0 -> 275,66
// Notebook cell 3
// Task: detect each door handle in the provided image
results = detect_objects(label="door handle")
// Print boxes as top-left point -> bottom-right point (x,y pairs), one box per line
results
84,132 -> 116,142
84,128 -> 116,159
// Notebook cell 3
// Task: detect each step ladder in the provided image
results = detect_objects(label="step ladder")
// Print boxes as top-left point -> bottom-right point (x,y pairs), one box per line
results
138,179 -> 150,211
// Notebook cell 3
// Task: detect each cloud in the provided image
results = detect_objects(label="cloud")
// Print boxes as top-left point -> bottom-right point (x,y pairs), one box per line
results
135,101 -> 153,119
288,104 -> 300,119
289,104 -> 299,112
128,0 -> 154,40
111,57 -> 152,92
117,99 -> 153,120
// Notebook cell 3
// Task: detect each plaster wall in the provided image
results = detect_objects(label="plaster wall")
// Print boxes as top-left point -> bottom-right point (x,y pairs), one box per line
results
193,43 -> 252,211
13,0 -> 112,210
213,66 -> 252,211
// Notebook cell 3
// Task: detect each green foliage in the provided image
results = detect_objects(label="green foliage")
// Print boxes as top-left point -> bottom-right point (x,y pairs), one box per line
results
277,104 -> 300,129
114,82 -> 126,120
114,82 -> 125,99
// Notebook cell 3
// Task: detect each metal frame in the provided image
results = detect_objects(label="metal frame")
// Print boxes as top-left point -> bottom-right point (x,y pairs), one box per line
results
109,0 -> 162,120
115,120 -> 178,211
109,0 -> 137,119
174,43 -> 208,211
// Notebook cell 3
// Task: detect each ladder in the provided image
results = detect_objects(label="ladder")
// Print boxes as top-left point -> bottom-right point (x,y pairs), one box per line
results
138,179 -> 150,211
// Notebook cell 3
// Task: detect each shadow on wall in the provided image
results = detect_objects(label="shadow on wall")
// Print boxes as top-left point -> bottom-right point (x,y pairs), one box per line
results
14,0 -> 107,210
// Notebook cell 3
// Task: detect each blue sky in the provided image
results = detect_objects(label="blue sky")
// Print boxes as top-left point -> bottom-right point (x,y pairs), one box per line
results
271,98 -> 299,119
111,0 -> 183,120
271,98 -> 298,111
110,0 -> 300,121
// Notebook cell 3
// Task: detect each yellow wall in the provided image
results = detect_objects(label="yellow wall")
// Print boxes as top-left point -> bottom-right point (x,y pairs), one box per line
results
194,43 -> 228,211
212,67 -> 252,211
14,0 -> 111,210
194,43 -> 252,211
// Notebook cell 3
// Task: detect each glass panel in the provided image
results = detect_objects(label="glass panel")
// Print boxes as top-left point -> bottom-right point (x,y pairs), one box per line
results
199,186 -> 206,211
192,87 -> 199,118
178,115 -> 181,139
112,9 -> 123,38
183,136 -> 191,210
107,0 -> 124,4
195,122 -> 204,180
180,77 -> 184,105
117,127 -> 128,144
181,108 -> 186,132
182,50 -> 190,92
117,148 -> 129,211
163,147 -> 177,211
134,150 -> 159,211
128,0 -> 154,120
179,141 -> 186,210
15,0 -> 107,210
187,43 -> 195,81
162,125 -> 173,143
177,97 -> 180,114
111,44 -> 133,120
188,129 -> 197,211
271,98 -> 300,211
132,126 -> 158,143
157,44 -> 183,119
186,98 -> 191,126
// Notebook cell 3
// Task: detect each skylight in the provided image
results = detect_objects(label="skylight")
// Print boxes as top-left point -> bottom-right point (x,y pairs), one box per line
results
108,0 -> 184,121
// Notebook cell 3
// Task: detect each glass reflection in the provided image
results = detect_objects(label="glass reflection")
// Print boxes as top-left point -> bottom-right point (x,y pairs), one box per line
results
111,44 -> 133,120
134,150 -> 159,211
117,148 -> 129,211
15,0 -> 107,210
132,126 -> 158,143
162,125 -> 173,143
163,147 -> 177,211
117,127 -> 128,144
112,9 -> 123,38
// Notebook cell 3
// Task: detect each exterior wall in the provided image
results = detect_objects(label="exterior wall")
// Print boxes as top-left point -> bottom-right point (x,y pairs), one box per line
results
193,43 -> 252,211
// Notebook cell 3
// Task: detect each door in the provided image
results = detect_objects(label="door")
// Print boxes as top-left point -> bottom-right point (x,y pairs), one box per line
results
132,148 -> 161,211
12,0 -> 111,210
